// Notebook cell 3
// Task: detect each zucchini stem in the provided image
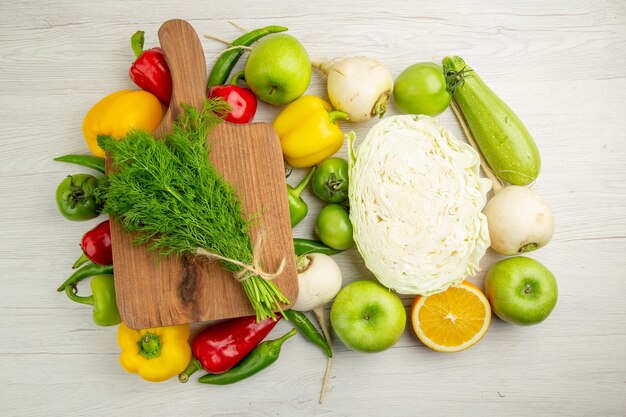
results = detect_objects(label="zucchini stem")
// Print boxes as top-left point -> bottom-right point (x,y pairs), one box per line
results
450,100 -> 503,193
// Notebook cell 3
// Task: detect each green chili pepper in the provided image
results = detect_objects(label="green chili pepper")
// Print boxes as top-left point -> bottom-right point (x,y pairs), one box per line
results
197,328 -> 297,385
288,166 -> 316,227
207,25 -> 288,88
283,309 -> 332,357
65,274 -> 121,326
57,262 -> 114,292
54,154 -> 106,174
293,238 -> 341,256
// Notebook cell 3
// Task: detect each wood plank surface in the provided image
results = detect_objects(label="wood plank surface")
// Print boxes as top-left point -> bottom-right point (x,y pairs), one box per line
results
1,1 -> 625,416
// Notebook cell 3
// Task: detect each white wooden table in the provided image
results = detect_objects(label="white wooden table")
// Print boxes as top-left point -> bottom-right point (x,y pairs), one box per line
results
1,1 -> 625,416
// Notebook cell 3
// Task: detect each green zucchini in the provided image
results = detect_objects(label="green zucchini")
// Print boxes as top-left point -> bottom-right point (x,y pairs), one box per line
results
442,56 -> 540,185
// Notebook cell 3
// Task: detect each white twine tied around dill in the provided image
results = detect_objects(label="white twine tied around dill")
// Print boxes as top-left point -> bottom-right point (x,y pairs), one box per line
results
195,234 -> 287,282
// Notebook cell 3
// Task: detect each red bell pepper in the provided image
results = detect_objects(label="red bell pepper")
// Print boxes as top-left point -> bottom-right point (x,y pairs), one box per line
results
129,31 -> 172,106
207,72 -> 258,124
72,220 -> 113,268
178,315 -> 280,382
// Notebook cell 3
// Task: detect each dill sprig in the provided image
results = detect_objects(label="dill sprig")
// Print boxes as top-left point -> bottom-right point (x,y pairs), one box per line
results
97,99 -> 289,321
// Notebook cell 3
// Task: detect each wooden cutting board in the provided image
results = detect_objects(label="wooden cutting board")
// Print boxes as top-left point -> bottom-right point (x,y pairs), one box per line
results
106,19 -> 298,329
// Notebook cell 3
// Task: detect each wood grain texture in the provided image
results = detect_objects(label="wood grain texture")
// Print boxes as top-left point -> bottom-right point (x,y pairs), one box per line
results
1,1 -> 626,416
108,19 -> 297,328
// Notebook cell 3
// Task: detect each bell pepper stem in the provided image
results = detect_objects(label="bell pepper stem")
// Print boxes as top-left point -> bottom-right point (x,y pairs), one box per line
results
229,71 -> 246,86
178,357 -> 203,383
72,252 -> 90,269
65,284 -> 94,306
138,332 -> 162,359
293,166 -> 316,198
131,30 -> 145,59
328,110 -> 349,124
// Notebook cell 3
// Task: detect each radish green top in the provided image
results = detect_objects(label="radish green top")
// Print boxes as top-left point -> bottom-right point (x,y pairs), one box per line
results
349,115 -> 491,295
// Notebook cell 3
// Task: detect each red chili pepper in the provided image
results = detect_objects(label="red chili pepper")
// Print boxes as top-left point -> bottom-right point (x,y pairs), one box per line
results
72,220 -> 113,269
129,30 -> 172,106
207,72 -> 258,124
178,315 -> 280,382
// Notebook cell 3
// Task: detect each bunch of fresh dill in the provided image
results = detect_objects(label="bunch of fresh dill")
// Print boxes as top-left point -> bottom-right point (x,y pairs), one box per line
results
97,99 -> 289,321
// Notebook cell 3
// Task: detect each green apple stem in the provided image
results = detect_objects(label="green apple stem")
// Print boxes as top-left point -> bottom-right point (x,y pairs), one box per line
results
314,305 -> 333,404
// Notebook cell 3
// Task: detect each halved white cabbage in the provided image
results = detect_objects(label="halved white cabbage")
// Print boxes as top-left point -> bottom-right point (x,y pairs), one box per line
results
349,115 -> 491,295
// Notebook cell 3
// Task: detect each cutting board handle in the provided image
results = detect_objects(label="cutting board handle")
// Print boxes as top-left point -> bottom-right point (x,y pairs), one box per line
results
154,19 -> 207,137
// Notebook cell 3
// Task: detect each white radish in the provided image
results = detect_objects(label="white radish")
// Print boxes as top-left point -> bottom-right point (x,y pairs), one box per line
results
483,185 -> 554,255
292,253 -> 342,311
312,56 -> 393,122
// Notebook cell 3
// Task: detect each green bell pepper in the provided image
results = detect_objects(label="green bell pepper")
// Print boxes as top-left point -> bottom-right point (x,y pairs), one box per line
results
64,274 -> 121,326
287,166 -> 316,227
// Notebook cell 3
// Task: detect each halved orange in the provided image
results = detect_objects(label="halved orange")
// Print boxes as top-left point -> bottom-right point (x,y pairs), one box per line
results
411,281 -> 491,352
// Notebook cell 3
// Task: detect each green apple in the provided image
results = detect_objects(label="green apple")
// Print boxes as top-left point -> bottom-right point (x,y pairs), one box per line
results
244,34 -> 311,105
330,280 -> 406,353
484,256 -> 558,326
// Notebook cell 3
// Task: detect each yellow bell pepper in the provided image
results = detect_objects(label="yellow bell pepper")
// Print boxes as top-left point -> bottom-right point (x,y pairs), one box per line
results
82,90 -> 164,158
272,95 -> 348,168
117,322 -> 191,382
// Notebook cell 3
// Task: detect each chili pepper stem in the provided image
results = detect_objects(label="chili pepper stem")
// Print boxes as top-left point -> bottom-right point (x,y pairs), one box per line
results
278,328 -> 298,343
72,252 -> 90,269
229,71 -> 246,86
65,284 -> 94,306
293,166 -> 317,198
178,357 -> 202,383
